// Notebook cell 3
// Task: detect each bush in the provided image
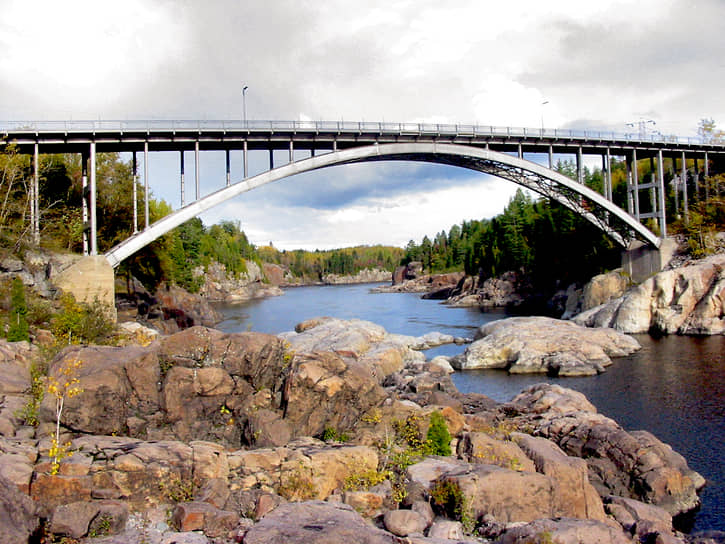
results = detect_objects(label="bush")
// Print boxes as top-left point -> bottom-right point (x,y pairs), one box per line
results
7,277 -> 28,341
51,293 -> 115,345
427,411 -> 452,456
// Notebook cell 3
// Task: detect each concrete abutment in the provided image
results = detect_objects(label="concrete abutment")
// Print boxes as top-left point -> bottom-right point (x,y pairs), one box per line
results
54,256 -> 117,322
621,238 -> 677,283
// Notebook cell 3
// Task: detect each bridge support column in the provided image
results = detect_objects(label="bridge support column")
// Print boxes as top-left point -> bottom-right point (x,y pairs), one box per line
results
681,151 -> 689,225
225,149 -> 231,186
90,142 -> 97,255
269,149 -> 274,170
82,151 -> 89,255
622,238 -> 677,283
548,145 -> 553,169
576,146 -> 583,184
180,150 -> 186,207
144,141 -> 149,229
32,142 -> 40,245
243,140 -> 248,178
632,149 -> 640,220
195,140 -> 200,200
289,140 -> 294,163
132,152 -> 138,233
657,149 -> 667,238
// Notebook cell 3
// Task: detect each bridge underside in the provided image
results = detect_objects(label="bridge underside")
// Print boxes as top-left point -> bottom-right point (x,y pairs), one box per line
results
105,143 -> 660,267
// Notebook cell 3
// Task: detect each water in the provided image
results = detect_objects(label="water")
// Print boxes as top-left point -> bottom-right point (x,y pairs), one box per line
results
215,283 -> 725,531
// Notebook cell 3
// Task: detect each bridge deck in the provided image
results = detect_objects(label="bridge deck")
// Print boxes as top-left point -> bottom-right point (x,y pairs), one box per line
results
3,120 -> 725,156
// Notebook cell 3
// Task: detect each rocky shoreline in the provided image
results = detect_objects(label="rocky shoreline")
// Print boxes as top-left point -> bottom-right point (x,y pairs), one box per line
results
0,317 -> 718,543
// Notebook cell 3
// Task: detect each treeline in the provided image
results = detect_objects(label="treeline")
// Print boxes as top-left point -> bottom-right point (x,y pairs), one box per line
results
403,162 -> 625,289
257,245 -> 404,281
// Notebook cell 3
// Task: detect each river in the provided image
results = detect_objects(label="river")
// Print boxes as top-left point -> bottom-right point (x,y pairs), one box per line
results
214,283 -> 725,532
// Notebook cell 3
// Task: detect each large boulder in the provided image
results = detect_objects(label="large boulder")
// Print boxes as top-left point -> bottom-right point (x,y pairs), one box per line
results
494,517 -> 632,544
452,316 -> 640,376
284,351 -> 387,438
508,384 -> 705,517
0,473 -> 39,544
241,500 -> 397,543
574,253 -> 725,335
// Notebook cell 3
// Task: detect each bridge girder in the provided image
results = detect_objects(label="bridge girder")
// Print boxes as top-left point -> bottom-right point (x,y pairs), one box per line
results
104,142 -> 660,267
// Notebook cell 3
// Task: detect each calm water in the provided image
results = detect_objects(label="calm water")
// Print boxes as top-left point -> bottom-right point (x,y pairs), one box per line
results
214,283 -> 725,531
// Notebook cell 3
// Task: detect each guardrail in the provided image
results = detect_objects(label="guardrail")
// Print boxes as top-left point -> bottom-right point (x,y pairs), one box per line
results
1,119 -> 721,147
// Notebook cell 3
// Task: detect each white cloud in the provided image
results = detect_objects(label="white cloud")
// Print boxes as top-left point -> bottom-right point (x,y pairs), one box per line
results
2,0 -> 723,249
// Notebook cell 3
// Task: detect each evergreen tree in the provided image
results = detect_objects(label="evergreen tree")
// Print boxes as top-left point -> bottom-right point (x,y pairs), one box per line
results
426,411 -> 452,456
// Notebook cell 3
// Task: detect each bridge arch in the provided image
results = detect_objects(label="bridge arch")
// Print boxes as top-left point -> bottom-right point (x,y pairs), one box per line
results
105,142 -> 660,267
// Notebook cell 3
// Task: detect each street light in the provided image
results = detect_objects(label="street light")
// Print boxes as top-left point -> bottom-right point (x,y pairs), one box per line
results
242,85 -> 249,125
541,100 -> 549,131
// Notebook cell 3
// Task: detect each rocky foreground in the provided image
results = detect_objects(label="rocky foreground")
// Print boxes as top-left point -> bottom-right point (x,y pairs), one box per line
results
0,317 -> 719,544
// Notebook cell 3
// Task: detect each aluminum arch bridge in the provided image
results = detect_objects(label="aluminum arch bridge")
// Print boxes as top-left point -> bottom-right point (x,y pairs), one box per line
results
104,142 -> 660,268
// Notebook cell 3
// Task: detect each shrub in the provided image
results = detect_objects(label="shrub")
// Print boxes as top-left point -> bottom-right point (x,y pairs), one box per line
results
427,411 -> 452,456
51,293 -> 114,344
430,479 -> 474,532
7,277 -> 29,341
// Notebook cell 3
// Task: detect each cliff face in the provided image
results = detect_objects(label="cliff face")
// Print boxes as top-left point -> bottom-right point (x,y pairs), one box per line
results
195,261 -> 283,303
574,253 -> 725,335
321,267 -> 391,285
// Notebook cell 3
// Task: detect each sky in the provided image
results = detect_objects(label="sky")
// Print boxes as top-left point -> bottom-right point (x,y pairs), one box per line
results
2,0 -> 724,250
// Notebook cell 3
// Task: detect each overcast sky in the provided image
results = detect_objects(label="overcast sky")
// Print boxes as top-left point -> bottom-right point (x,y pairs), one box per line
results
2,0 -> 724,249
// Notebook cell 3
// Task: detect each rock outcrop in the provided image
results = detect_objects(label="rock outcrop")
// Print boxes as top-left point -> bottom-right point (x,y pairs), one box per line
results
506,383 -> 705,517
574,253 -> 725,335
322,268 -> 391,285
196,261 -> 283,303
452,316 -> 640,375
0,317 -> 706,543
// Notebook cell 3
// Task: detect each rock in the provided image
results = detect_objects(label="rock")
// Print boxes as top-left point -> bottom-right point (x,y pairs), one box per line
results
0,340 -> 37,396
172,501 -> 238,538
50,500 -> 100,539
284,350 -> 387,438
512,433 -> 607,522
31,473 -> 93,512
574,253 -> 725,335
154,283 -> 222,331
411,500 -> 434,527
427,519 -> 464,540
452,316 -> 640,375
428,357 -> 454,374
342,490 -> 385,518
0,473 -> 39,544
508,383 -> 704,517
433,464 -> 555,523
383,508 -> 427,536
456,432 -> 536,472
494,517 -> 632,544
241,500 -> 397,543
322,268 -> 391,284
604,495 -> 673,537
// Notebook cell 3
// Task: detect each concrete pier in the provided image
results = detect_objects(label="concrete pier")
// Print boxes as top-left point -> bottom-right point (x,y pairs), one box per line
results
54,256 -> 116,321
621,238 -> 677,283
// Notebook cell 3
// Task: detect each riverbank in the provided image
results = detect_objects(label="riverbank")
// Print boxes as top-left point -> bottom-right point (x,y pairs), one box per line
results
0,316 -> 717,543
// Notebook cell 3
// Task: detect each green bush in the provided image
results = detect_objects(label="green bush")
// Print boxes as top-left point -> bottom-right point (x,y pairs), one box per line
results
7,277 -> 29,342
427,411 -> 452,456
51,292 -> 115,345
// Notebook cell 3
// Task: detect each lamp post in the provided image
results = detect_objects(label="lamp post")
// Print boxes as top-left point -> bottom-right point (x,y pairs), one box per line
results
242,85 -> 249,125
541,100 -> 549,132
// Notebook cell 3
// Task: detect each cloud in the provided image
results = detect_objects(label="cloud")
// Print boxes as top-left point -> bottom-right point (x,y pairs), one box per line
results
2,0 -> 723,249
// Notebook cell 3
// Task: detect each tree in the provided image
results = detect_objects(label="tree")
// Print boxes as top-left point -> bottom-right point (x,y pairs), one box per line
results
426,411 -> 452,456
7,277 -> 29,341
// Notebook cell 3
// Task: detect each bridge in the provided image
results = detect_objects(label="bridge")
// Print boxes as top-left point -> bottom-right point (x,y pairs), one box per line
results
4,120 -> 725,276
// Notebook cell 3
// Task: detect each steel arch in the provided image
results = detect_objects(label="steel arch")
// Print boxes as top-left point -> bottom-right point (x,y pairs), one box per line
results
105,143 -> 660,267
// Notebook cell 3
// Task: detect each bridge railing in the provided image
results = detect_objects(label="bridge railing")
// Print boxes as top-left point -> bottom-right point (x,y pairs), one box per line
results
1,119 -> 720,147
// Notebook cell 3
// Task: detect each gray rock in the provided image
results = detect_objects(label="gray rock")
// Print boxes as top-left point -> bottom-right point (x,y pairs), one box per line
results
452,316 -> 640,375
494,517 -> 632,544
241,501 -> 396,543
427,519 -> 463,539
0,473 -> 39,544
383,508 -> 427,536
